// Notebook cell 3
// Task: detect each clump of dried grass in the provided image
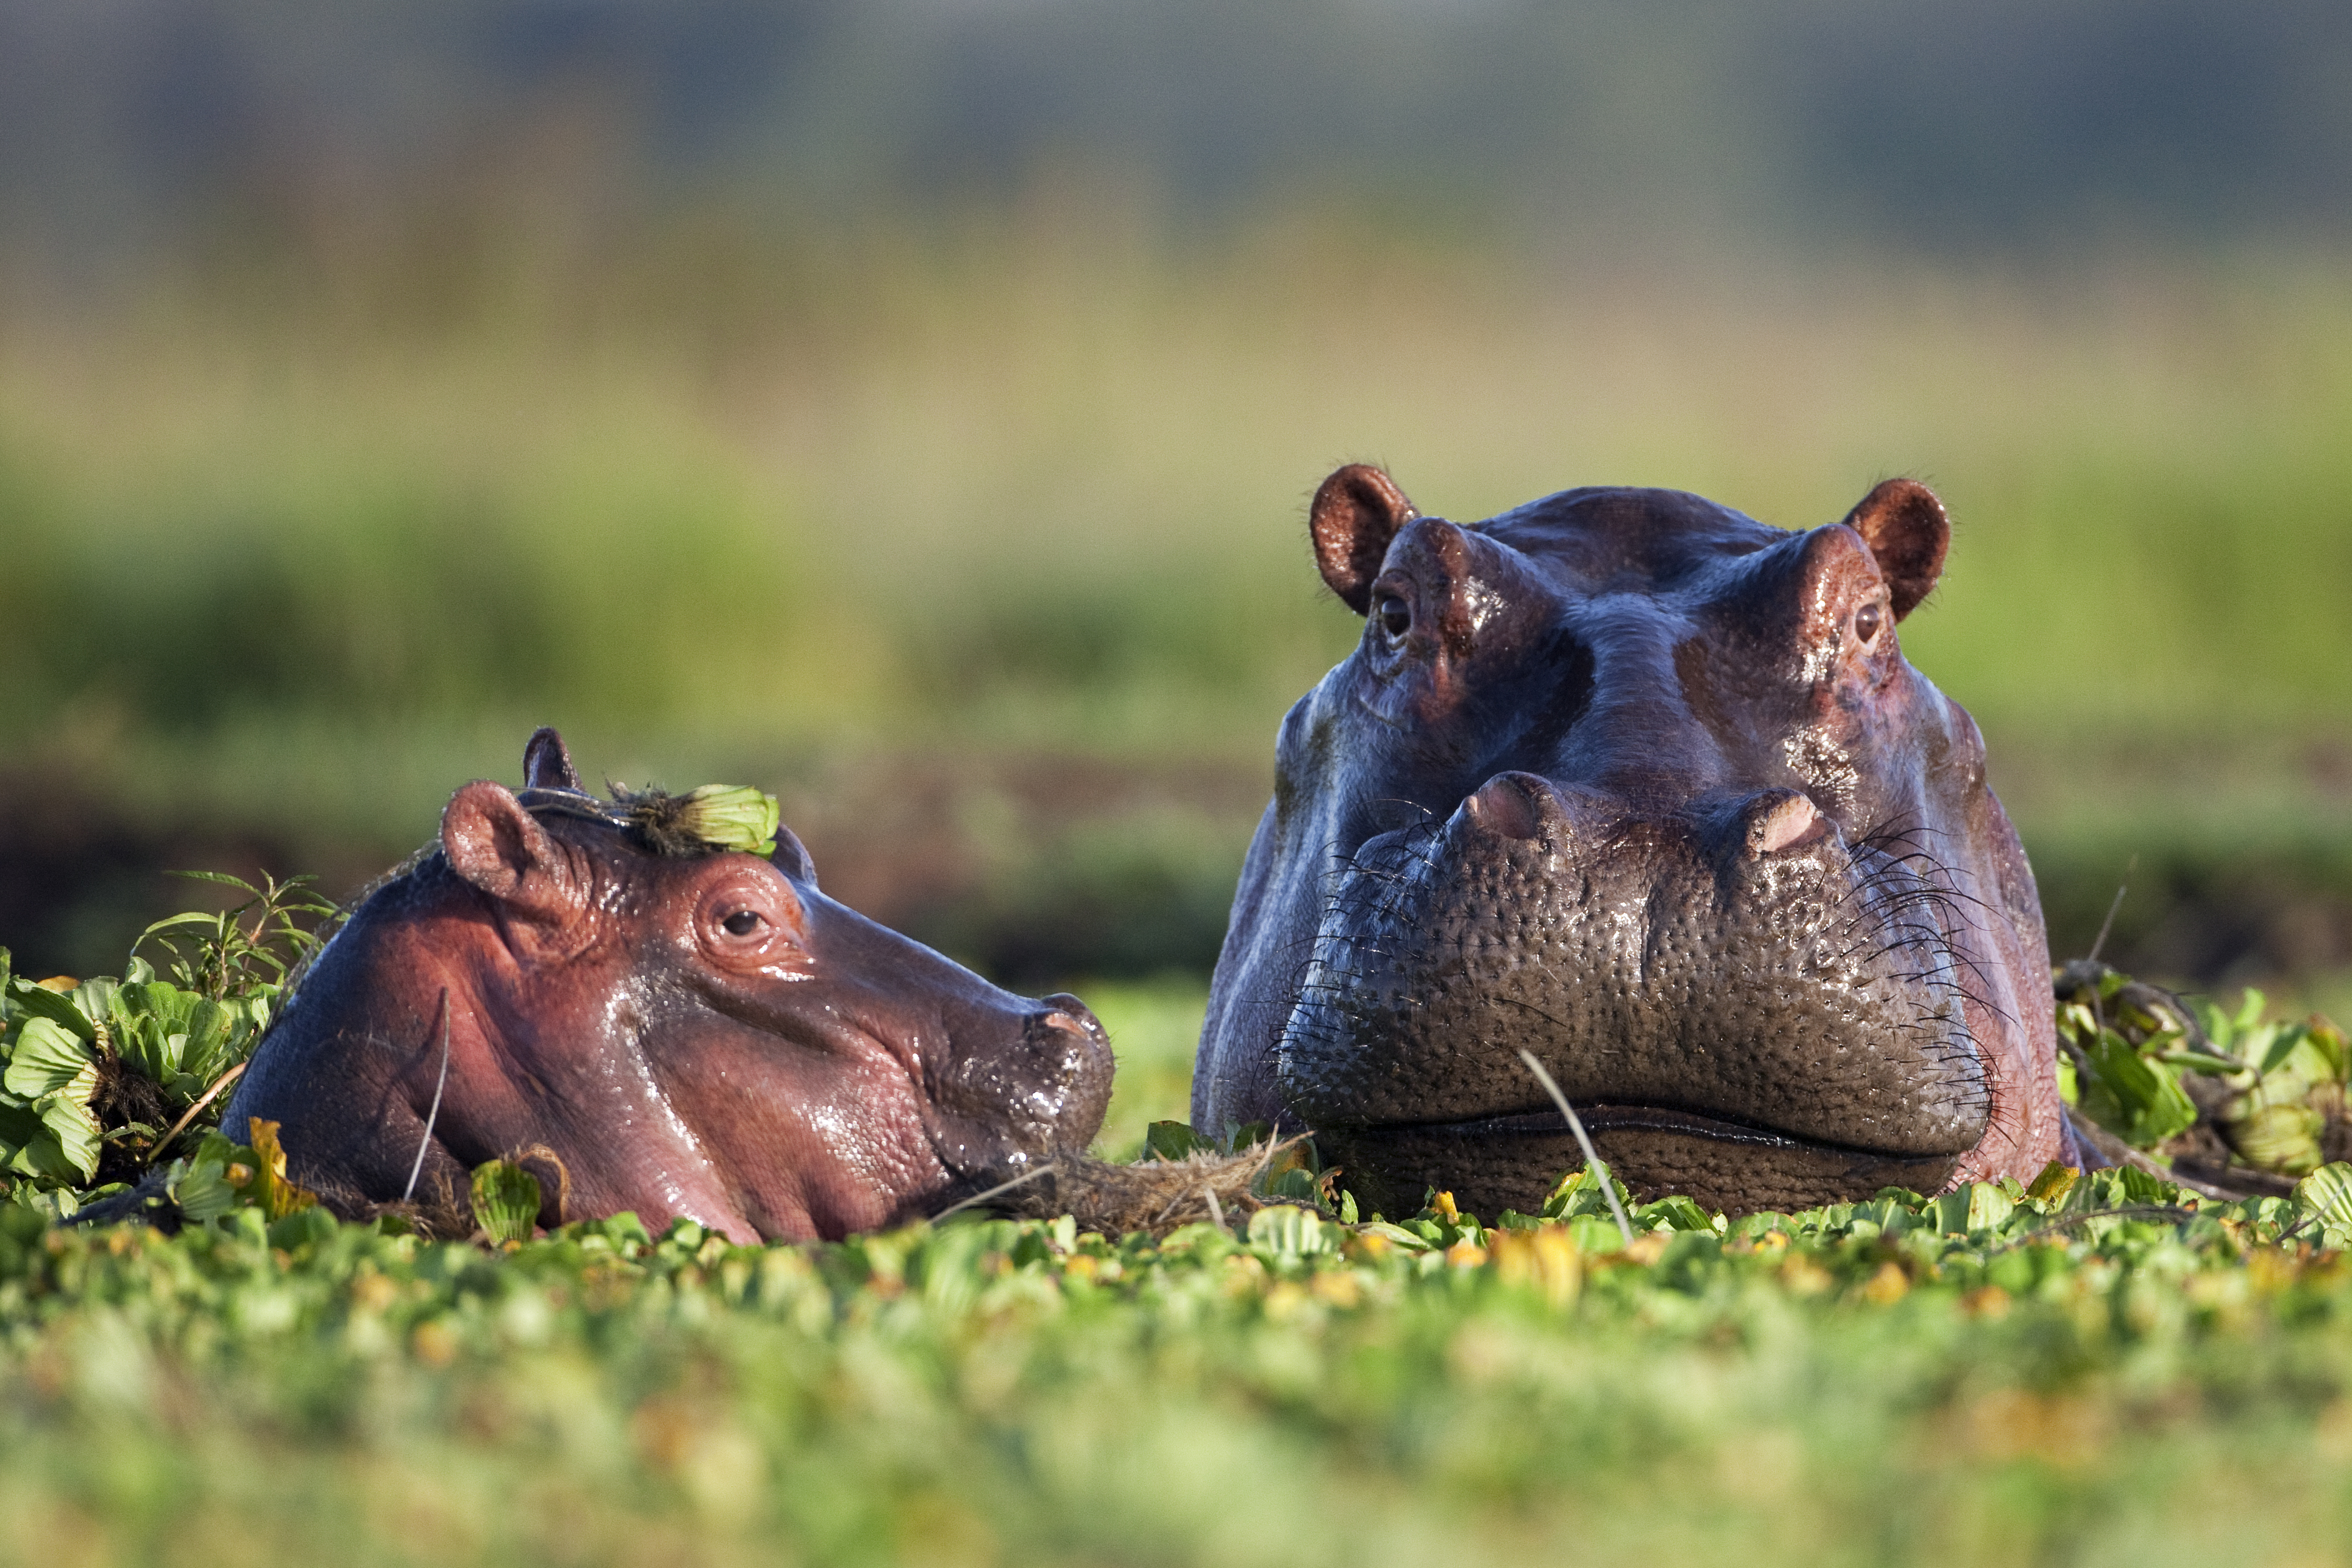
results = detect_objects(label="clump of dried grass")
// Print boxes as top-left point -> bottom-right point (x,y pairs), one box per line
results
950,1139 -> 1306,1237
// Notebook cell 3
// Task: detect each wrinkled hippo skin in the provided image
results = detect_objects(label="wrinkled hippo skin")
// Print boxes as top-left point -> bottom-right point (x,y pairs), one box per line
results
1196,465 -> 2077,1218
227,731 -> 1113,1242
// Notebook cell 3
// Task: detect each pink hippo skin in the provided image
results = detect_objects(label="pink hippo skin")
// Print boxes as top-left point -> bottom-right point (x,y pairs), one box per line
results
1195,467 -> 2083,1218
226,731 -> 1112,1241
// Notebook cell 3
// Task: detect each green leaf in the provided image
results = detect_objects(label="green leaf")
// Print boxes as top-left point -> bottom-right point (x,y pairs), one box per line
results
2293,1162 -> 2352,1249
2113,1164 -> 2180,1207
35,1091 -> 101,1181
2226,1100 -> 2326,1176
4,1016 -> 99,1103
1966,1180 -> 2017,1232
1221,1121 -> 1274,1152
1259,1166 -> 1322,1205
7,981 -> 97,1044
175,998 -> 242,1088
1637,1194 -> 1718,1234
166,1156 -> 242,1224
470,1159 -> 543,1245
0,1102 -> 45,1161
673,784 -> 782,857
1246,1204 -> 1336,1257
1141,1120 -> 1218,1162
2077,1028 -> 2200,1148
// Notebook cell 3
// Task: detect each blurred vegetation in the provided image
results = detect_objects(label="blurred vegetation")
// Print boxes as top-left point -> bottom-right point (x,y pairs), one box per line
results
8,1163 -> 2352,1566
0,2 -> 2347,996
4,212 -> 2350,991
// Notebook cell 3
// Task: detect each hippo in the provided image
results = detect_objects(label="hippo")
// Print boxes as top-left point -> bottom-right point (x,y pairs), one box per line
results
224,730 -> 1113,1242
1196,465 -> 2078,1219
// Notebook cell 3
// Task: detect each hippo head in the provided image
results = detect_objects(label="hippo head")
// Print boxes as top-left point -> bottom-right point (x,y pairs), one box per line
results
1196,466 -> 2073,1218
227,730 -> 1113,1241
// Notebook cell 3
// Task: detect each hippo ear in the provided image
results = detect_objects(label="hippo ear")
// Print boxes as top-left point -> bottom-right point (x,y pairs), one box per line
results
522,727 -> 585,793
1310,464 -> 1419,615
1840,479 -> 1949,621
769,823 -> 820,887
442,780 -> 585,926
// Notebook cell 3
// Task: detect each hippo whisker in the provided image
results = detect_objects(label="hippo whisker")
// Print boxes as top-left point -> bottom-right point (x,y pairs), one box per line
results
399,991 -> 454,1207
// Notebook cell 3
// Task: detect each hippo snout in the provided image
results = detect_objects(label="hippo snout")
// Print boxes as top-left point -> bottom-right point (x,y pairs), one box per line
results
933,993 -> 1114,1166
1032,993 -> 1118,1133
1279,770 -> 1993,1215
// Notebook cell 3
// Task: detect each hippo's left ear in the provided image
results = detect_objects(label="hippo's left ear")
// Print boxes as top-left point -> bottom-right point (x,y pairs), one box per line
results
1840,479 -> 1949,621
442,781 -> 586,928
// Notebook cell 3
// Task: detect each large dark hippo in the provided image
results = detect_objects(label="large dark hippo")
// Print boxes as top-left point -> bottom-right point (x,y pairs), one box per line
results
1196,465 -> 2075,1218
226,730 -> 1113,1241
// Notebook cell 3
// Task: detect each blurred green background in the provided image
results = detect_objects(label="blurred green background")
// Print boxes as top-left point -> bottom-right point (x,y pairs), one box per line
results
1,2 -> 2348,1143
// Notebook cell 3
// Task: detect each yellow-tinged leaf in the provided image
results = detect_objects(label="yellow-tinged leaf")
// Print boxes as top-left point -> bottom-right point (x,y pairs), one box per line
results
2025,1161 -> 2082,1206
246,1117 -> 319,1221
1860,1261 -> 1909,1305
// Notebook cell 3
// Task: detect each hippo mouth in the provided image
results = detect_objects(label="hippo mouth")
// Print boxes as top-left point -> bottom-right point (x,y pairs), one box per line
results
1316,1103 -> 1969,1221
1278,780 -> 1997,1219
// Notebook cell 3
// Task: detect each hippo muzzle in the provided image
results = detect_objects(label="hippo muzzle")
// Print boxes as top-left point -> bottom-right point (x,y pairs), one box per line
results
1284,773 -> 1993,1217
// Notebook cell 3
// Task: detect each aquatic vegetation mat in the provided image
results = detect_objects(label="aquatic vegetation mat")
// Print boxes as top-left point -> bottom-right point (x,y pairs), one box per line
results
7,897 -> 2352,1564
5,1171 -> 2352,1567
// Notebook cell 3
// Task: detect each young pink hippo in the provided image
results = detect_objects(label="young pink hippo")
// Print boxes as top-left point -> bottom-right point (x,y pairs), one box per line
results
1198,466 -> 2094,1218
226,730 -> 1113,1241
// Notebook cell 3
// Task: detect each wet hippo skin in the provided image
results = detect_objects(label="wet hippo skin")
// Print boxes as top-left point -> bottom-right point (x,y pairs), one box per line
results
1196,466 -> 2078,1216
228,730 -> 1113,1242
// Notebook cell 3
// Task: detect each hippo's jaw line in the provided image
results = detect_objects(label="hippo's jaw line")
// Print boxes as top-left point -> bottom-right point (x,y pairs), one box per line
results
1337,1101 -> 1946,1156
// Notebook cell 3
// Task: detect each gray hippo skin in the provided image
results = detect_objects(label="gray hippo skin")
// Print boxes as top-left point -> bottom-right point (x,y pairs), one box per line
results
1194,465 -> 2074,1218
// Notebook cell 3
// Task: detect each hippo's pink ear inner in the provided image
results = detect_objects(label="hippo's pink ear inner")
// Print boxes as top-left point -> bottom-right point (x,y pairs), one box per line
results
1311,463 -> 1419,615
1840,478 -> 1949,621
442,780 -> 585,926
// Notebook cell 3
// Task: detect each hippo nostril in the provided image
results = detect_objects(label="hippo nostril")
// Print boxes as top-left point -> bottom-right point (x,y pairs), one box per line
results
1463,774 -> 1544,841
1747,791 -> 1826,856
1037,994 -> 1111,1049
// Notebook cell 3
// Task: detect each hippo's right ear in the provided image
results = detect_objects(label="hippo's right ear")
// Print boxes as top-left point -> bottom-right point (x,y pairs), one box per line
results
1840,479 -> 1949,621
441,781 -> 585,926
1311,464 -> 1418,615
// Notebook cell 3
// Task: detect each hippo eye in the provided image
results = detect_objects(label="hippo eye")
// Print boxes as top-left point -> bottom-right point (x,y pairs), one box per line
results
720,910 -> 765,938
1853,603 -> 1883,645
1376,594 -> 1411,640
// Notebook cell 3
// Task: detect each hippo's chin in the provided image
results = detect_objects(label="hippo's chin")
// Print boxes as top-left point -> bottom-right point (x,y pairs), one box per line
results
1316,1106 -> 1967,1221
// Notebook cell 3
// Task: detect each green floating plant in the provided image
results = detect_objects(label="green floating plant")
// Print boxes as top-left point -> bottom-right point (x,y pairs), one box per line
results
613,783 -> 783,858
470,1159 -> 543,1246
2055,960 -> 2348,1181
672,784 -> 782,858
0,873 -> 332,1198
